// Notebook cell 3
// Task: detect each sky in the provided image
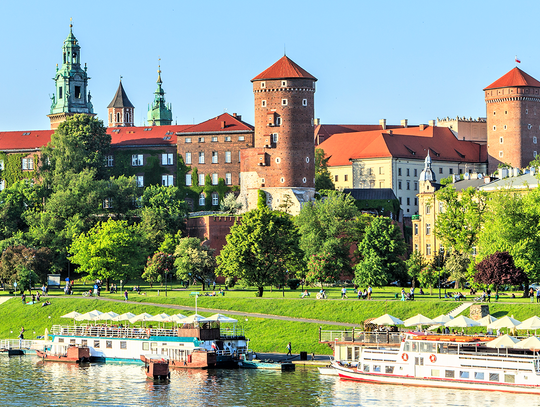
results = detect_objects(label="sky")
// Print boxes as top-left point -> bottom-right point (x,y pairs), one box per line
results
1,0 -> 539,131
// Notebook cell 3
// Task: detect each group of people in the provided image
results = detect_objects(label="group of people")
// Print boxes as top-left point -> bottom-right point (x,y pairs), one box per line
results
529,287 -> 540,303
21,291 -> 43,304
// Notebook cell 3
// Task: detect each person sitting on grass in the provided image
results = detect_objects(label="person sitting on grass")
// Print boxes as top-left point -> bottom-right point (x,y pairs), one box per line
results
41,300 -> 51,307
302,290 -> 310,299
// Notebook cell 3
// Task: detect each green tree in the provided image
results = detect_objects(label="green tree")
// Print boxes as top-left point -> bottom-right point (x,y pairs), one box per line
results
257,190 -> 266,209
434,186 -> 488,255
474,251 -> 527,294
315,148 -> 335,191
354,216 -> 407,287
142,252 -> 175,288
68,218 -> 144,289
0,180 -> 43,241
405,250 -> 428,288
418,264 -> 438,294
0,245 -> 51,287
444,251 -> 470,289
174,237 -> 216,291
220,192 -> 242,215
217,206 -> 304,297
306,250 -> 338,287
16,265 -> 40,294
41,114 -> 111,181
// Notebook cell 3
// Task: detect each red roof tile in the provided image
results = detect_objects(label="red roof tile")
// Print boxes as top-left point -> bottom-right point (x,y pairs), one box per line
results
252,56 -> 317,82
484,67 -> 540,90
0,130 -> 54,150
318,126 -> 486,167
109,124 -> 190,147
177,113 -> 253,134
314,124 -> 405,145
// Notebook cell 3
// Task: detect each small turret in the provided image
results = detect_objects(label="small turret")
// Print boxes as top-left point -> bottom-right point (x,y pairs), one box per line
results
147,61 -> 173,126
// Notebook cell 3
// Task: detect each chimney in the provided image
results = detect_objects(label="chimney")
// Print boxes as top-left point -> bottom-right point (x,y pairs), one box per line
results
379,119 -> 386,130
388,130 -> 393,135
401,119 -> 408,128
221,121 -> 226,129
419,124 -> 426,131
428,120 -> 436,127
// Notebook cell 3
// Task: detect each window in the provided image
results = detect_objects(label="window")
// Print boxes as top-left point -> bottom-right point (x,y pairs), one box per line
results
414,198 -> 418,205
105,340 -> 112,349
225,136 -> 232,142
185,138 -> 192,143
414,224 -> 418,235
212,173 -> 218,185
407,197 -> 410,205
211,136 -> 218,142
280,177 -> 285,183
198,174 -> 205,186
529,124 -> 533,129
504,125 -> 507,130
281,80 -> 287,87
414,182 -> 418,191
475,372 -> 484,380
272,133 -> 278,143
276,117 -> 282,125
407,181 -> 410,190
369,180 -> 375,188
504,374 -> 515,383
162,175 -> 174,187
489,373 -> 499,382
105,155 -> 114,167
414,169 -> 417,177
493,125 -> 496,131
499,137 -> 503,144
262,100 -> 266,107
225,173 -> 232,185
0,160 -> 3,170
431,369 -> 440,377
185,174 -> 192,186
162,153 -> 174,165
426,244 -> 432,255
212,152 -> 218,164
275,157 -> 281,164
185,152 -> 192,164
445,370 -> 455,378
535,151 -> 538,158
439,167 -> 443,174
379,181 -> 384,188
59,86 -> 63,99
398,181 -> 402,190
406,168 -> 410,176
132,154 -> 143,166
302,98 -> 307,106
142,342 -> 149,351
499,151 -> 503,158
22,157 -> 34,170
363,365 -> 370,372
0,180 -> 5,191
120,341 -> 127,350
535,136 -> 538,144
238,136 -> 245,141
334,175 -> 338,182
199,152 -> 205,164
398,168 -> 402,176
261,82 -> 266,88
373,365 -> 381,373
225,151 -> 232,163
103,198 -> 113,209
426,224 -> 431,235
198,137 -> 205,143
199,193 -> 205,206
344,174 -> 348,182
385,366 -> 394,374
282,99 -> 288,106
94,340 -> 100,348
212,192 -> 219,206
460,371 -> 469,379
379,167 -> 384,175
399,197 -> 402,204
136,176 -> 144,187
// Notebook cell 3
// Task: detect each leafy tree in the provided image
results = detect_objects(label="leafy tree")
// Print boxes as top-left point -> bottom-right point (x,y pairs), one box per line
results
474,251 -> 527,293
418,264 -> 438,294
405,250 -> 428,288
354,216 -> 407,287
220,192 -> 242,214
174,237 -> 216,291
315,148 -> 335,191
444,252 -> 470,289
216,206 -> 304,297
257,190 -> 266,209
40,114 -> 111,181
306,250 -> 339,287
16,266 -> 40,294
0,180 -> 44,241
434,186 -> 488,255
0,246 -> 52,287
68,218 -> 144,290
142,252 -> 175,287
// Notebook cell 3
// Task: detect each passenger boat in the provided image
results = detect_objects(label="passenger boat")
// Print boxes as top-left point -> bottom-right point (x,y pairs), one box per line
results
48,322 -> 248,368
36,343 -> 91,363
320,328 -> 540,394
141,354 -> 170,380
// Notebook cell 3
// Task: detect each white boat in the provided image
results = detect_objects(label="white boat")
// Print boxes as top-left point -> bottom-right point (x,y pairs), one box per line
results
318,360 -> 355,376
321,329 -> 540,394
49,322 -> 248,368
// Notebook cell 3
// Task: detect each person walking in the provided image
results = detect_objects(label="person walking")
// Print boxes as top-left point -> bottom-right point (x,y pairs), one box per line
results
286,342 -> 292,356
124,290 -> 128,301
341,287 -> 347,299
536,288 -> 540,303
367,286 -> 372,300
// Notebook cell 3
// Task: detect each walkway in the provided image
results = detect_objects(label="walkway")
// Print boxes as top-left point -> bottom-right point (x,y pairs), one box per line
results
94,297 -> 362,328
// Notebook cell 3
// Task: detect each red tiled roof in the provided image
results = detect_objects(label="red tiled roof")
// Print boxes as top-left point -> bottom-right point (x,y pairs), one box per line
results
318,126 -> 487,167
314,124 -> 405,145
252,56 -> 317,81
177,113 -> 254,134
109,124 -> 191,147
484,67 -> 540,90
0,130 -> 54,150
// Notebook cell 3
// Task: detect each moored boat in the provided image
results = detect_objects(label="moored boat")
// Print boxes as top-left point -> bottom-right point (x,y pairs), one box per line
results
141,354 -> 170,381
36,343 -> 91,363
239,358 -> 295,371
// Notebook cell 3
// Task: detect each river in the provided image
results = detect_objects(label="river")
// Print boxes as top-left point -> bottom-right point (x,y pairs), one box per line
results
0,356 -> 534,406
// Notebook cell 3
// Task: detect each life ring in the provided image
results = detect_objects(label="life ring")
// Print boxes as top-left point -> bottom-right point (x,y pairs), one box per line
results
429,354 -> 437,363
402,353 -> 408,361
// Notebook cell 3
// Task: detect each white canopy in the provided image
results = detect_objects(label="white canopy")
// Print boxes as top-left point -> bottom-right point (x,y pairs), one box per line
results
444,315 -> 480,328
147,313 -> 171,322
488,316 -> 521,330
371,314 -> 404,326
200,314 -> 238,323
477,315 -> 498,327
431,314 -> 454,325
403,314 -> 434,327
514,336 -> 540,350
60,311 -> 81,319
112,312 -> 136,322
177,314 -> 206,324
516,316 -> 540,331
167,314 -> 188,323
485,334 -> 520,348
74,310 -> 103,321
97,311 -> 119,321
129,313 -> 154,324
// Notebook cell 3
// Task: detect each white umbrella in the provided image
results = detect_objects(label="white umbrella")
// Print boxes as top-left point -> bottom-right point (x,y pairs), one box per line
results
444,315 -> 480,328
516,316 -> 540,331
477,315 -> 498,326
485,334 -> 520,348
147,313 -> 170,322
98,311 -> 119,321
514,336 -> 540,350
200,314 -> 238,323
60,311 -> 81,319
129,313 -> 153,324
431,314 -> 454,325
488,316 -> 521,330
403,314 -> 434,327
177,314 -> 206,324
74,310 -> 102,322
112,312 -> 136,322
371,314 -> 404,326
167,314 -> 188,324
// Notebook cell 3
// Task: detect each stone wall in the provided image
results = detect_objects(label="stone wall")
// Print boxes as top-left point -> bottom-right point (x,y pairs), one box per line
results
469,304 -> 490,320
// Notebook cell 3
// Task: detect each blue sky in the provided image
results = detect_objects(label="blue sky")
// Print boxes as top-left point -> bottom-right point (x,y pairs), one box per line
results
1,0 -> 538,131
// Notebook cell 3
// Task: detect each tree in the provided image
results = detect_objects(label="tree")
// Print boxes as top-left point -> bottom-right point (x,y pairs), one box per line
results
434,186 -> 488,255
216,206 -> 304,297
68,218 -> 144,289
405,250 -> 428,288
354,216 -> 407,287
174,237 -> 216,291
418,265 -> 438,294
220,193 -> 242,215
315,148 -> 335,191
16,266 -> 40,294
306,250 -> 339,287
142,252 -> 175,287
474,251 -> 527,293
40,114 -> 111,180
0,246 -> 52,288
0,180 -> 43,241
444,252 -> 470,289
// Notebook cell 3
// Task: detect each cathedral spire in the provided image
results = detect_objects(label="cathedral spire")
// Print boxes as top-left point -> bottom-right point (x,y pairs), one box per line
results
147,61 -> 173,126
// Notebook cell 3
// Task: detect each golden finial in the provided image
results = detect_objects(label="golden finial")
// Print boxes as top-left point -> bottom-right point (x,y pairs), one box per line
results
70,17 -> 73,28
157,58 -> 162,83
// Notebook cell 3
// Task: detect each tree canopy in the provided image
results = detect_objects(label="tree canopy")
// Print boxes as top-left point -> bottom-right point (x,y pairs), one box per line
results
315,148 -> 335,191
174,237 -> 216,291
474,251 -> 527,293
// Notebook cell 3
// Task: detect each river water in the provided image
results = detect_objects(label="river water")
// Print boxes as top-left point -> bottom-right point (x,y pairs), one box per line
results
0,355 -> 534,406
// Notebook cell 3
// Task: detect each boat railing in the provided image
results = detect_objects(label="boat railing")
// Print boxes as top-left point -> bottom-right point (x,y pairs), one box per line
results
319,329 -> 401,345
0,339 -> 33,350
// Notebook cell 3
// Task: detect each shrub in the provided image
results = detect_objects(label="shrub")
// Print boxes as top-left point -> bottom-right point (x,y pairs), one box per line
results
287,278 -> 301,290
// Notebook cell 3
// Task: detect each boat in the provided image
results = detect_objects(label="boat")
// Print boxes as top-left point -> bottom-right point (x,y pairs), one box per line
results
317,360 -> 355,376
320,328 -> 540,394
141,354 -> 170,381
239,357 -> 295,371
36,343 -> 91,363
47,321 -> 248,368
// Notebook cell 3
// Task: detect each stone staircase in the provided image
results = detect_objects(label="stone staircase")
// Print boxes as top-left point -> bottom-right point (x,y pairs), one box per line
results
428,302 -> 473,330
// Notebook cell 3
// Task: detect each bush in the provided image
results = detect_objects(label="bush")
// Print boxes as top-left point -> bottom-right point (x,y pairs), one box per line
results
225,276 -> 236,289
287,279 -> 301,290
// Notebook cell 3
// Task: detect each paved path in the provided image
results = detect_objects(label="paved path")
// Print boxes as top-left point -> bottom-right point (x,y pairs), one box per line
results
0,296 -> 13,305
94,297 -> 361,328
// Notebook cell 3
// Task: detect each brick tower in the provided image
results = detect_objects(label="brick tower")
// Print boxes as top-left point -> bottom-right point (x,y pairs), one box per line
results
239,56 -> 317,214
484,67 -> 540,173
107,80 -> 134,127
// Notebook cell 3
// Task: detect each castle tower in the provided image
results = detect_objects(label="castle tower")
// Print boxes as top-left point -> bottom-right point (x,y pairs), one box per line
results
147,63 -> 173,126
47,23 -> 95,129
107,80 -> 134,127
239,56 -> 317,214
484,67 -> 540,173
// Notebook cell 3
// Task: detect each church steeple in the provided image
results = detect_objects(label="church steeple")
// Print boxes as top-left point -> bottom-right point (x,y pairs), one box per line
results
107,79 -> 135,127
147,62 -> 173,126
48,22 -> 95,129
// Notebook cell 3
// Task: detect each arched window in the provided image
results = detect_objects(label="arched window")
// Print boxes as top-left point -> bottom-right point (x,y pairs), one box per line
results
199,193 -> 206,206
116,113 -> 121,123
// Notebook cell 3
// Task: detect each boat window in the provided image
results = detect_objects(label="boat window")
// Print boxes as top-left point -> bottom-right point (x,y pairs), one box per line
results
347,347 -> 353,360
385,366 -> 394,374
354,347 -> 360,361
94,340 -> 100,348
58,338 -> 64,343
151,342 -> 157,350
403,342 -> 410,352
445,370 -> 455,378
363,365 -> 370,372
70,339 -> 76,344
437,343 -> 447,353
489,373 -> 499,382
431,369 -> 440,377
81,340 -> 87,346
460,371 -> 469,379
120,341 -> 127,350
373,365 -> 381,373
420,342 -> 436,353
142,342 -> 149,351
106,341 -> 112,349
475,372 -> 484,380
504,374 -> 515,383
411,342 -> 418,352
415,357 -> 424,366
